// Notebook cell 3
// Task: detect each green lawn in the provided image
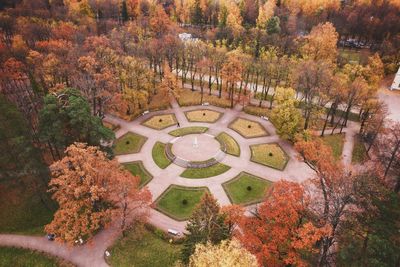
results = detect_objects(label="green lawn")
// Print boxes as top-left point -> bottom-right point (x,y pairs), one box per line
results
113,132 -> 147,155
180,163 -> 231,178
223,172 -> 273,205
152,142 -> 172,169
250,143 -> 289,170
0,182 -> 55,235
0,247 -> 64,267
352,135 -> 368,164
215,132 -> 240,157
122,161 -> 153,187
169,126 -> 208,137
155,185 -> 209,220
108,226 -> 182,267
321,134 -> 345,161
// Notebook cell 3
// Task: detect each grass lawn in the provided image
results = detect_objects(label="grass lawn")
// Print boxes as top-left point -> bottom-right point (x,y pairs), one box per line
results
243,105 -> 271,117
0,180 -> 55,235
152,142 -> 172,169
169,126 -> 208,137
215,132 -> 240,156
113,132 -> 147,155
352,135 -> 368,164
223,172 -> 273,205
229,118 -> 268,138
180,163 -> 231,178
142,114 -> 177,130
122,161 -> 153,187
185,109 -> 222,123
321,134 -> 345,161
0,247 -> 68,267
155,185 -> 209,220
250,143 -> 289,170
108,226 -> 182,267
178,90 -> 231,108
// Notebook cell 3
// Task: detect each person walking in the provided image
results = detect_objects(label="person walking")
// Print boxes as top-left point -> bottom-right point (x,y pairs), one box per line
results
177,122 -> 180,127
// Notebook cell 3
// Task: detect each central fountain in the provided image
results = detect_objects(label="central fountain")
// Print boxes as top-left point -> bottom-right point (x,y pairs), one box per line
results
193,136 -> 198,148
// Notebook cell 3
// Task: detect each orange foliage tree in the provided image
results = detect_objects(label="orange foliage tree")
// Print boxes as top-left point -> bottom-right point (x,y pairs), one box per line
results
45,143 -> 151,244
235,180 -> 330,267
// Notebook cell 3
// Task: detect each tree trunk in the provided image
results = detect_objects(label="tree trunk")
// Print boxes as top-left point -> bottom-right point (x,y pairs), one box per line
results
384,140 -> 400,178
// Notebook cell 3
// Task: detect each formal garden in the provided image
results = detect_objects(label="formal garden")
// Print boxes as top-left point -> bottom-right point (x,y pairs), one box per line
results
106,102 -> 304,225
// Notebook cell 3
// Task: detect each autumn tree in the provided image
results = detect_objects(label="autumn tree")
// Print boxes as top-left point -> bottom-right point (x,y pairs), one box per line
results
301,22 -> 339,63
270,86 -> 303,140
221,52 -> 243,108
294,138 -> 383,266
38,88 -> 114,158
45,143 -> 151,244
236,180 -> 330,267
181,193 -> 231,264
159,62 -> 181,99
189,239 -> 257,267
256,0 -> 275,29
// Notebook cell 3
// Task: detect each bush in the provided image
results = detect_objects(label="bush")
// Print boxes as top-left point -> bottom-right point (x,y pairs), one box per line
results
246,186 -> 252,191
182,199 -> 188,205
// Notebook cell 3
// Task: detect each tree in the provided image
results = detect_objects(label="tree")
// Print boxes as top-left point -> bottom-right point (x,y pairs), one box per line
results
266,16 -> 281,34
121,0 -> 129,22
270,87 -> 303,140
236,180 -> 330,267
256,0 -> 275,29
294,138 -> 374,266
0,95 -> 47,184
45,143 -> 151,244
337,171 -> 400,267
301,22 -> 339,63
221,52 -> 243,108
38,88 -> 114,158
159,62 -> 181,99
189,239 -> 257,267
375,122 -> 400,190
181,193 -> 231,264
226,2 -> 244,38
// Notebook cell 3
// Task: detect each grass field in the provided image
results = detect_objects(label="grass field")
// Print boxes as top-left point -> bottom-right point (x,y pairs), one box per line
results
321,134 -> 345,161
352,135 -> 368,164
229,118 -> 268,138
142,114 -> 177,130
152,142 -> 172,169
113,132 -> 147,155
215,132 -> 240,156
243,105 -> 271,117
0,179 -> 55,235
122,161 -> 153,187
0,247 -> 68,267
185,109 -> 222,123
155,185 -> 209,220
108,226 -> 182,267
178,90 -> 231,108
250,143 -> 289,170
169,126 -> 208,137
223,172 -> 273,205
180,163 -> 231,178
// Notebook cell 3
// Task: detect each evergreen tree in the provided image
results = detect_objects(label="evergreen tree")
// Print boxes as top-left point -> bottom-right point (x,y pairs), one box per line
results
0,95 -> 47,182
266,16 -> 280,34
38,88 -> 114,157
191,0 -> 203,25
121,0 -> 128,22
181,193 -> 230,264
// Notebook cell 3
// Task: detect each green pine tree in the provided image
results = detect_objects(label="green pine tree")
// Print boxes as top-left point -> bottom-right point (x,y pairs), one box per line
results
181,193 -> 230,264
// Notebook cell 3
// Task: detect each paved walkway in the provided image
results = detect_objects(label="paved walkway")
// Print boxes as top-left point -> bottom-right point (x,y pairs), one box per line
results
0,97 -> 359,266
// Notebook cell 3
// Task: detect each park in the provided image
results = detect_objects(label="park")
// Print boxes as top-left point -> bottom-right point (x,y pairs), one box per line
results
0,0 -> 399,267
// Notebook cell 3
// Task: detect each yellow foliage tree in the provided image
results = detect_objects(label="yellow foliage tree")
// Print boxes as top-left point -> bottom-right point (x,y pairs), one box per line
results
189,239 -> 258,267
